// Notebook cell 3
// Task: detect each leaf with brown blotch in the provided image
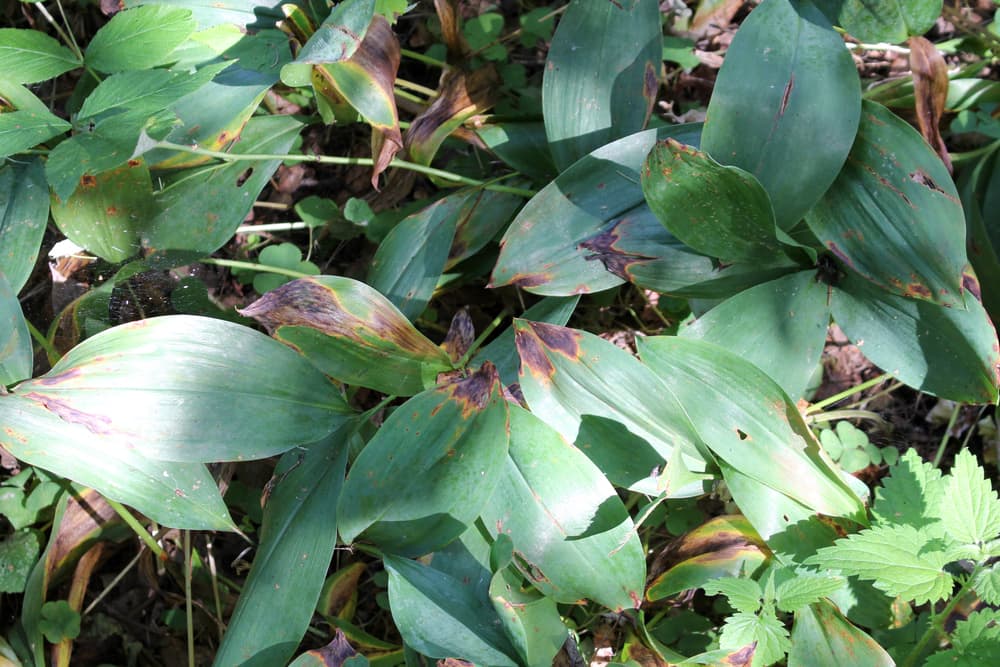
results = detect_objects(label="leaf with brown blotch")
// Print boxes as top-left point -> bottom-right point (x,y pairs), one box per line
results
294,629 -> 358,666
434,0 -> 469,61
442,307 -> 475,364
909,36 -> 951,173
405,66 -> 499,168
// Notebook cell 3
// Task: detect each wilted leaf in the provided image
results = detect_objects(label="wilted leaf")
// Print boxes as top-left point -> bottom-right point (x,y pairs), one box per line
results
287,630 -> 359,667
442,308 -> 474,364
909,35 -> 951,172
239,276 -> 453,396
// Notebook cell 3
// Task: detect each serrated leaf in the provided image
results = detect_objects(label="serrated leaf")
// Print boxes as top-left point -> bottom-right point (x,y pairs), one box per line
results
972,564 -> 1000,605
718,608 -> 790,667
872,449 -> 946,529
940,449 -> 1000,545
0,29 -> 80,84
807,524 -> 953,604
239,276 -> 453,396
926,609 -> 1000,666
85,6 -> 196,72
703,578 -> 763,614
774,572 -> 844,613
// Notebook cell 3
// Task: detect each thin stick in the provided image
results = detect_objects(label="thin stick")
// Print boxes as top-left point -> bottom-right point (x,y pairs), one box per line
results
805,372 -> 893,414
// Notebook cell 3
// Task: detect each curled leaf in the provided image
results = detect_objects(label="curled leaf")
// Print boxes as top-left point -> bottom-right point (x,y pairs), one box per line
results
909,36 -> 951,173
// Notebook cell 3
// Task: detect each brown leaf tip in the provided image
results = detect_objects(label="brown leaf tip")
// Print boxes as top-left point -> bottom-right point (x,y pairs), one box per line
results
526,321 -> 581,359
449,362 -> 499,412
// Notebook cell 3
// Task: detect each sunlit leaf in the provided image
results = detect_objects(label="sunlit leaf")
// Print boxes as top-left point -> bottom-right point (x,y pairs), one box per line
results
812,0 -> 941,43
0,80 -> 72,159
0,29 -> 80,84
294,0 -> 375,64
488,566 -> 567,667
84,5 -> 196,72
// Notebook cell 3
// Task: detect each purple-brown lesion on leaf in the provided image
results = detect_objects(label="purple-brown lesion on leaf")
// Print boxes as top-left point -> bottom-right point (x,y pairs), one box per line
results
722,644 -> 755,666
22,392 -> 113,435
824,242 -> 855,269
34,367 -> 85,386
963,270 -> 982,301
778,74 -> 794,116
579,220 -> 655,280
909,169 -> 959,205
527,321 -> 581,360
495,271 -> 550,289
902,282 -> 932,299
514,326 -> 556,380
448,362 -> 499,416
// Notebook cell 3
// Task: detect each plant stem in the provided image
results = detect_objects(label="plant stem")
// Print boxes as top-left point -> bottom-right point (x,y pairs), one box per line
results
932,402 -> 962,468
457,308 -> 511,368
106,499 -> 166,560
35,0 -> 82,61
200,257 -> 316,279
25,318 -> 61,366
806,372 -> 893,414
236,221 -> 311,234
806,409 -> 886,426
950,140 -> 1000,165
900,577 -> 976,667
395,77 -> 438,98
399,48 -> 447,68
184,530 -> 195,667
151,140 -> 537,198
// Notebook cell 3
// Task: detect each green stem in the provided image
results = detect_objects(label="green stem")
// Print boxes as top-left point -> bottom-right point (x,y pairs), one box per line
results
932,402 -> 962,468
235,221 -> 311,234
36,0 -> 83,61
950,140 -> 1000,165
457,308 -> 511,368
184,530 -> 195,667
806,409 -> 886,426
395,77 -> 438,98
150,140 -> 537,198
105,499 -> 166,561
25,318 -> 61,366
399,48 -> 447,68
806,372 -> 893,414
200,257 -> 316,279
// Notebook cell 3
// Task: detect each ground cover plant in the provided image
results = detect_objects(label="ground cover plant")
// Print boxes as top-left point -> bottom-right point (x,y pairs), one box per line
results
2,0 -> 1000,664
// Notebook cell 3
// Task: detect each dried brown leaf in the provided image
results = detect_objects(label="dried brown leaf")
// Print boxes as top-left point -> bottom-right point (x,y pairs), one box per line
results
909,36 -> 951,173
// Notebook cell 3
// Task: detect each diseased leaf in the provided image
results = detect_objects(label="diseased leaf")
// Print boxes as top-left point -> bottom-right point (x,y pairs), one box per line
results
239,276 -> 453,396
338,364 -> 509,557
9,315 -> 352,462
488,566 -> 567,667
641,138 -> 785,262
481,406 -> 646,611
0,29 -> 80,84
788,599 -> 894,667
287,630 -> 361,667
808,101 -> 969,307
909,36 -> 951,172
543,0 -> 661,169
294,0 -> 374,63
939,449 -> 1000,545
701,0 -> 861,230
717,609 -> 790,667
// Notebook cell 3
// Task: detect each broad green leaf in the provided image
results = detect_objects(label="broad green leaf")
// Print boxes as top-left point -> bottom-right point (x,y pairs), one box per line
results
808,101 -> 969,307
0,29 -> 80,84
831,270 -> 1000,403
294,0 -> 374,63
513,320 -> 709,485
475,122 -> 557,183
647,515 -> 770,601
76,63 -> 226,122
939,449 -> 1000,545
384,555 -> 519,666
10,315 -> 351,462
788,599 -> 894,667
0,529 -> 40,594
489,566 -> 567,667
338,364 -> 509,557
491,124 -> 701,296
85,6 -> 196,72
718,609 -> 790,667
50,159 -> 153,263
446,189 -> 524,269
641,138 -> 785,262
0,80 -> 72,159
774,573 -> 844,613
0,272 -> 32,386
0,157 -> 48,293
574,414 -> 668,495
144,114 -> 303,253
680,271 -> 831,401
368,191 -> 469,320
703,578 -> 763,614
214,429 -> 349,667
542,0 -> 661,170
238,276 -> 453,396
122,0 -> 285,31
813,0 -> 941,43
701,0 -> 861,230
807,524 -> 953,604
481,406 -> 645,610
638,336 -> 864,519
288,631 -> 364,667
0,394 -> 233,530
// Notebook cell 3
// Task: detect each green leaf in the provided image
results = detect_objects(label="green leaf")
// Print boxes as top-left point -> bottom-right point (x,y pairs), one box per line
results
385,555 -> 519,666
813,0 -> 941,43
294,0 -> 374,63
0,530 -> 41,593
925,609 -> 1000,666
646,515 -> 770,601
475,122 -> 557,183
0,29 -> 80,84
0,272 -> 32,386
144,114 -> 303,254
491,124 -> 701,296
85,6 -> 196,72
238,276 -> 453,396
0,157 -> 48,293
972,564 -> 1000,605
703,578 -> 763,614
489,566 -> 567,667
446,189 -> 524,270
807,101 -> 969,307
807,524 -> 953,604
774,572 -> 844,613
574,414 -> 675,495
338,364 -> 509,556
542,0 -> 661,170
680,271 -> 831,401
367,191 -> 469,320
939,449 -> 1000,545
638,336 -> 864,519
481,406 -> 645,610
641,138 -> 785,262
38,601 -> 80,643
871,450 -> 946,529
9,315 -> 351,462
701,0 -> 861,230
513,320 -> 708,490
214,430 -> 349,667
718,608 -> 790,666
251,243 -> 320,294
788,599 -> 894,667
831,270 -> 1000,404
0,80 -> 72,159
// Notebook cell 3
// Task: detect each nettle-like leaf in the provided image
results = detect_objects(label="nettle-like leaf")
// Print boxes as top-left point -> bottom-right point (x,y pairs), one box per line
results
806,524 -> 954,604
774,571 -> 844,613
924,609 -> 1000,666
239,275 -> 453,396
972,563 -> 1000,605
718,608 -> 790,667
938,449 -> 1000,545
703,578 -> 763,614
871,448 -> 946,529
